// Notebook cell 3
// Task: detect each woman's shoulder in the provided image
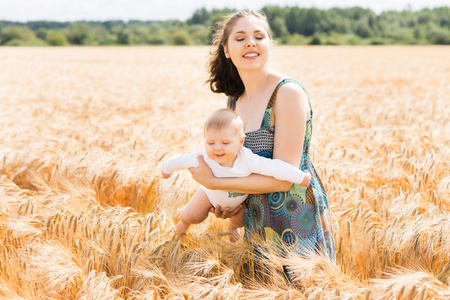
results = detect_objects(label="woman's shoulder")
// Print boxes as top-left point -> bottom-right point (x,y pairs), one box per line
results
272,77 -> 311,119
269,71 -> 306,94
276,78 -> 308,103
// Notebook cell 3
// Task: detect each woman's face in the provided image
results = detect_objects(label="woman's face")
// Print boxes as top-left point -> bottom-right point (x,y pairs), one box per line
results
223,16 -> 272,72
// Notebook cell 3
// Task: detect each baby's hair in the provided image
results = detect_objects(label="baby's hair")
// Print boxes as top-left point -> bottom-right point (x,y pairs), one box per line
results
204,109 -> 245,137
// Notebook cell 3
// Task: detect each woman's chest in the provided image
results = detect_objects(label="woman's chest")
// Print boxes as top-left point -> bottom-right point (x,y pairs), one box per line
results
236,99 -> 273,133
244,127 -> 274,158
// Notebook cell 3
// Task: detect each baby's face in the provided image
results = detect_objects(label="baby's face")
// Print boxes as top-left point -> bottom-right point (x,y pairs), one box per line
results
204,126 -> 244,167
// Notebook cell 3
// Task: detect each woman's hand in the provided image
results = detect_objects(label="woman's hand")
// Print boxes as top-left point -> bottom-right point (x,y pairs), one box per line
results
189,155 -> 216,189
209,204 -> 243,219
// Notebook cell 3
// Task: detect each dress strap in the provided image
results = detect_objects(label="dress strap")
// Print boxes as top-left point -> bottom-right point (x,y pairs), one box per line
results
227,97 -> 236,111
267,78 -> 313,120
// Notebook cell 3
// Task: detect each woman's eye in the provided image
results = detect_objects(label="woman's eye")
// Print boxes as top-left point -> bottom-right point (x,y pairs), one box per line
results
236,37 -> 245,41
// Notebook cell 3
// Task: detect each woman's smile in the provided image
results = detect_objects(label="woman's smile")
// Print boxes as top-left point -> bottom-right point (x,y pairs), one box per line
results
243,51 -> 259,59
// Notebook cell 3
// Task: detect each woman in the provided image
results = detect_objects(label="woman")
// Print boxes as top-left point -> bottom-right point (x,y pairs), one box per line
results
190,9 -> 335,264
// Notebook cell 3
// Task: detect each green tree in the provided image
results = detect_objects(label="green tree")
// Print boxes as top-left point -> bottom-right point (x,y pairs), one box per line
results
149,29 -> 169,45
262,5 -> 287,37
303,8 -> 324,36
355,21 -> 373,38
171,29 -> 191,45
309,34 -> 322,45
91,25 -> 115,45
413,25 -> 427,42
262,5 -> 286,20
36,28 -> 48,40
285,7 -> 324,36
417,9 -> 436,24
1,5 -> 450,47
48,32 -> 67,46
67,22 -> 94,45
322,8 -> 352,34
128,25 -> 151,44
270,16 -> 288,38
188,7 -> 211,25
282,33 -> 309,45
426,27 -> 450,44
111,26 -> 129,45
190,24 -> 211,45
433,6 -> 450,27
102,20 -> 126,31
334,19 -> 352,34
208,8 -> 235,29
285,7 -> 306,34
346,7 -> 375,20
385,27 -> 416,44
1,26 -> 35,45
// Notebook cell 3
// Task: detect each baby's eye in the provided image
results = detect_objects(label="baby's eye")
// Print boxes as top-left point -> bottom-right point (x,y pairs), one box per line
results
223,142 -> 229,145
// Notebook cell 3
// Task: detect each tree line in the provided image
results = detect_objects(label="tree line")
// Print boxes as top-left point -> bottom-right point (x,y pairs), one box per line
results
1,6 -> 449,46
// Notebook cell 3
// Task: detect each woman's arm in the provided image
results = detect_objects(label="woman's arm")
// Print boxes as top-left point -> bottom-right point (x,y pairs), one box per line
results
272,82 -> 309,171
190,156 -> 293,193
189,82 -> 309,194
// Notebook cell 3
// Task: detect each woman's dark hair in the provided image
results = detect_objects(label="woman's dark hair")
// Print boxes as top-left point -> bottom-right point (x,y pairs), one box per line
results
206,10 -> 272,99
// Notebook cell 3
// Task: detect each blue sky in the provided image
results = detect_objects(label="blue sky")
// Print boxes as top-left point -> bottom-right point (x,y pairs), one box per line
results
1,0 -> 448,22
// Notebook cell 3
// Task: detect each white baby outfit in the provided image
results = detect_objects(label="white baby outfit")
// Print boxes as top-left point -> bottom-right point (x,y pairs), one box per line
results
162,147 -> 307,210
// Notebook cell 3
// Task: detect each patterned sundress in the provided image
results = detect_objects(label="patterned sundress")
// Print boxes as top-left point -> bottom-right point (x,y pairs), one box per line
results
228,78 -> 336,263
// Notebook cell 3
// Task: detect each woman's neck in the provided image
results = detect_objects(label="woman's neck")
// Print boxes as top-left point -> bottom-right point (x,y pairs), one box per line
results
238,67 -> 273,98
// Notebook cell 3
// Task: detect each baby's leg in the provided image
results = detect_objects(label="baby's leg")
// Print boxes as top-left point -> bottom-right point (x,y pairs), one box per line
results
227,207 -> 245,243
176,188 -> 211,236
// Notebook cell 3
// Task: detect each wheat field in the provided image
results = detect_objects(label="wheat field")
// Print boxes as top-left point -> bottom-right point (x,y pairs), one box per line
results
0,45 -> 449,299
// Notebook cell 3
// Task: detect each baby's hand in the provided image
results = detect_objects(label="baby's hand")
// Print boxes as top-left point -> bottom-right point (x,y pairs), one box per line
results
161,171 -> 171,179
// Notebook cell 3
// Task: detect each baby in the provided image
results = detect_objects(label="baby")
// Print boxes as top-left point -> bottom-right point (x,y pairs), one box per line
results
161,108 -> 311,240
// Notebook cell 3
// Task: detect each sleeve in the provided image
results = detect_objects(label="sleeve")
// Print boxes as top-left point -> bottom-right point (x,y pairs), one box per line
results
161,152 -> 200,175
243,148 -> 307,184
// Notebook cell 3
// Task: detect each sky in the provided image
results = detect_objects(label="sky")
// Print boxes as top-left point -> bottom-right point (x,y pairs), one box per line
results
0,0 -> 448,22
